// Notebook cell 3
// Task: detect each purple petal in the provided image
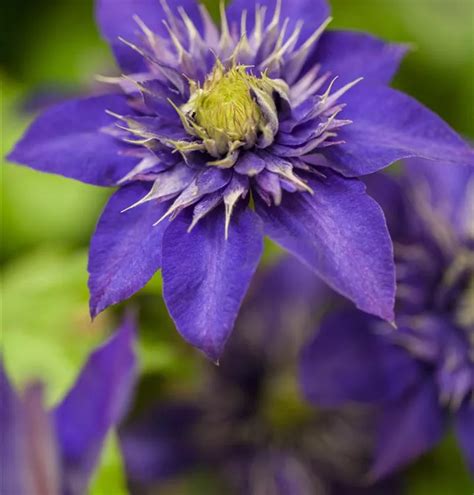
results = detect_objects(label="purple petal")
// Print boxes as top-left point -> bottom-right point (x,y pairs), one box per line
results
96,0 -> 203,72
404,158 -> 474,239
255,173 -> 396,321
250,256 -> 329,327
189,193 -> 223,230
89,183 -> 170,317
324,84 -> 474,176
53,318 -> 137,494
120,403 -> 201,483
256,170 -> 283,205
22,385 -> 62,495
8,95 -> 138,186
300,310 -> 420,406
227,0 -> 330,48
314,31 -> 408,87
1,367 -> 62,495
0,364 -> 29,494
162,205 -> 263,360
370,381 -> 445,480
234,151 -> 267,177
230,452 -> 316,495
272,455 -> 316,495
236,257 -> 329,360
363,173 -> 410,242
454,403 -> 474,474
162,167 -> 232,220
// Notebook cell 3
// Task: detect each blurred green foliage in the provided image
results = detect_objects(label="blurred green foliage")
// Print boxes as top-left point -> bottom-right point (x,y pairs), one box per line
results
1,0 -> 473,492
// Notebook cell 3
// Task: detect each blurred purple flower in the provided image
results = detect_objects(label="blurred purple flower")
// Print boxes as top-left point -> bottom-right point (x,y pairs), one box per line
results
119,259 -> 400,495
0,318 -> 137,495
8,0 -> 474,359
300,160 -> 474,479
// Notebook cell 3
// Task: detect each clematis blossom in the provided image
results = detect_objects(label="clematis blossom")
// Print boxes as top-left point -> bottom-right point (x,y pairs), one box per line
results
0,319 -> 137,495
8,0 -> 474,359
300,160 -> 474,479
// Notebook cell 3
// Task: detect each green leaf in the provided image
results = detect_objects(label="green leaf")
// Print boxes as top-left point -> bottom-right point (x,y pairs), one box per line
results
89,433 -> 129,495
2,248 -> 112,405
407,433 -> 473,494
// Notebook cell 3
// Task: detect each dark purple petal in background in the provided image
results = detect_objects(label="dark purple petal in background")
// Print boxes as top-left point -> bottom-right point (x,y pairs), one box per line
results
228,451 -> 319,495
324,84 -> 474,177
300,310 -> 419,406
0,364 -> 30,495
244,256 -> 329,345
256,174 -> 396,321
333,478 -> 403,495
404,158 -> 474,239
53,318 -> 137,495
314,31 -> 408,87
162,205 -> 263,360
88,183 -> 170,318
96,0 -> 203,72
120,404 -> 201,484
363,173 -> 410,242
22,385 -> 61,495
370,381 -> 445,481
0,372 -> 62,495
454,403 -> 474,474
7,95 -> 139,186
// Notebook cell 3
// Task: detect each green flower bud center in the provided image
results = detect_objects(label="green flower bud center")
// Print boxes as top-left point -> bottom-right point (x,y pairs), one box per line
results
194,67 -> 263,144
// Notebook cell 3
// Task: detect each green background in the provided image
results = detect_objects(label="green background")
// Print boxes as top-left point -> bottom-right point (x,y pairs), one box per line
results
1,1 -> 473,493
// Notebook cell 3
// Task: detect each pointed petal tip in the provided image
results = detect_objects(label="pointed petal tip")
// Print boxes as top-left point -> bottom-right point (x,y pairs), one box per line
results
364,305 -> 395,325
188,335 -> 225,363
354,284 -> 395,324
381,306 -> 395,323
89,304 -> 99,321
162,207 -> 263,364
6,143 -> 34,168
6,147 -> 18,164
89,296 -> 104,321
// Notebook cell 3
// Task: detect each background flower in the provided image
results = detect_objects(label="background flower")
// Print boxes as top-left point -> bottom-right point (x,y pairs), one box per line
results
119,259 -> 399,495
300,160 -> 474,479
0,318 -> 137,495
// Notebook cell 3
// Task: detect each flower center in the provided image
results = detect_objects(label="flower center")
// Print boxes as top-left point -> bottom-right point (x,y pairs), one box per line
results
173,61 -> 286,167
194,66 -> 263,145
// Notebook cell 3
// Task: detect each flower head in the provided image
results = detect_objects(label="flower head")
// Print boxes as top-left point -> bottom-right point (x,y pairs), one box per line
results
0,318 -> 136,495
8,0 -> 474,359
300,160 -> 474,478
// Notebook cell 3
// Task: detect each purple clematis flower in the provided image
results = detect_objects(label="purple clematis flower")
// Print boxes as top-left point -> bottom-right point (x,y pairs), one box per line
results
0,318 -> 137,495
300,160 -> 474,479
119,258 -> 401,495
8,0 -> 474,359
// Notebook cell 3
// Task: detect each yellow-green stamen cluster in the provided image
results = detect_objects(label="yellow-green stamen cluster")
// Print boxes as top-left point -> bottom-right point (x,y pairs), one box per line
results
169,61 -> 288,168
194,66 -> 263,145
